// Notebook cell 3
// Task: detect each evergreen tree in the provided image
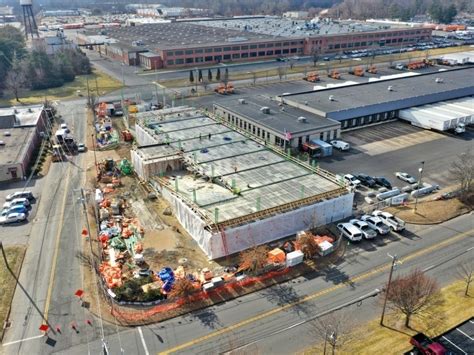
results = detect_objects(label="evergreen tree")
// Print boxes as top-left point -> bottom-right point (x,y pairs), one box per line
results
189,70 -> 194,83
216,68 -> 221,81
198,69 -> 203,82
208,69 -> 212,81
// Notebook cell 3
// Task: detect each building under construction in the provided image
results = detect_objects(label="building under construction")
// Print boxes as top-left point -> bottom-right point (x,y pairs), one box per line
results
132,107 -> 353,259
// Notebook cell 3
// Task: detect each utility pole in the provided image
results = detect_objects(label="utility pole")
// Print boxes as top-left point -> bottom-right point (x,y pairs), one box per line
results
380,253 -> 398,326
414,161 -> 425,213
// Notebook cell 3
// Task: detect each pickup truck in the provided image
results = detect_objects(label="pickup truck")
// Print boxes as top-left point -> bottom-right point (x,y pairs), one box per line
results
372,210 -> 405,232
410,333 -> 446,355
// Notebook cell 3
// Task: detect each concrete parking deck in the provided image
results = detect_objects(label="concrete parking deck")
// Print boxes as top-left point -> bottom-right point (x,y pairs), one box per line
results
135,107 -> 346,224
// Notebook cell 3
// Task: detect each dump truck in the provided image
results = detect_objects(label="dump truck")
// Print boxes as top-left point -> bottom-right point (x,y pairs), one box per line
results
303,71 -> 320,82
215,83 -> 235,95
410,333 -> 446,355
366,65 -> 377,74
349,66 -> 364,76
328,70 -> 341,79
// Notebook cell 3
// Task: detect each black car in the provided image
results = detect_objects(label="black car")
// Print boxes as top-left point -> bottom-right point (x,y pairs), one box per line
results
373,176 -> 392,189
356,174 -> 376,187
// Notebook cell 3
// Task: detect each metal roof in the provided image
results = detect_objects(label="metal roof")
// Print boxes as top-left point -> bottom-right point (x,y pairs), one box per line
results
215,95 -> 339,135
283,68 -> 474,121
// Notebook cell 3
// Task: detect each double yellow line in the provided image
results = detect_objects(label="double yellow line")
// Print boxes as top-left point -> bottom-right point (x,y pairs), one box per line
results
160,228 -> 473,354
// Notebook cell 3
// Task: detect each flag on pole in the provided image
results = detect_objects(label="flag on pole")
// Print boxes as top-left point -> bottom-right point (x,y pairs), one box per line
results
284,129 -> 292,141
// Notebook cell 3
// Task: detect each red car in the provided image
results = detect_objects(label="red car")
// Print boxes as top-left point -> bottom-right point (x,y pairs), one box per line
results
410,333 -> 446,355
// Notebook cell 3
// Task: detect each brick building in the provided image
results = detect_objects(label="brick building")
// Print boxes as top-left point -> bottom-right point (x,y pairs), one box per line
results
77,18 -> 432,69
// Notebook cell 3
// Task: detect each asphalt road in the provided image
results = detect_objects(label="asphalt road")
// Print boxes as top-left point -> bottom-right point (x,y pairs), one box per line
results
24,212 -> 472,355
2,99 -> 94,354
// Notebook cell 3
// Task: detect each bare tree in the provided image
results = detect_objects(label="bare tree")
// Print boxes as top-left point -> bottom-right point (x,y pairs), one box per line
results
298,233 -> 319,259
385,269 -> 443,328
310,310 -> 354,354
200,78 -> 209,92
289,58 -> 296,70
277,66 -> 285,81
169,278 -> 196,301
311,49 -> 319,67
457,262 -> 474,296
239,245 -> 268,275
5,55 -> 26,102
450,148 -> 474,203
250,71 -> 257,86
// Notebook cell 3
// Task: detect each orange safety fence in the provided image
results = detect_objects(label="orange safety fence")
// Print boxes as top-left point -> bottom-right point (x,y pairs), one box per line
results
109,267 -> 291,323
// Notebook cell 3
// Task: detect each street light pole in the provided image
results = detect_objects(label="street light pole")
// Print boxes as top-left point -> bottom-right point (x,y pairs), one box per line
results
413,161 -> 425,213
380,253 -> 398,326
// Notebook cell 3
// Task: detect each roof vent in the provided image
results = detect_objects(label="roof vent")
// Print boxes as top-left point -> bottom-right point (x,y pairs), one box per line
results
260,106 -> 270,114
435,77 -> 443,83
238,98 -> 246,104
387,86 -> 393,91
297,116 -> 307,123
304,101 -> 308,105
28,108 -> 32,112
329,95 -> 335,101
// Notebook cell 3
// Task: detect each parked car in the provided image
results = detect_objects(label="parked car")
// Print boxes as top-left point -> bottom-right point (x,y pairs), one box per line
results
77,143 -> 86,152
372,210 -> 406,232
356,174 -> 376,188
330,140 -> 350,151
3,197 -> 30,209
360,215 -> 390,235
337,222 -> 363,242
323,57 -> 330,61
0,212 -> 27,225
6,191 -> 34,201
395,172 -> 417,184
1,205 -> 27,216
349,219 -> 378,239
344,174 -> 361,187
373,176 -> 392,189
410,333 -> 446,355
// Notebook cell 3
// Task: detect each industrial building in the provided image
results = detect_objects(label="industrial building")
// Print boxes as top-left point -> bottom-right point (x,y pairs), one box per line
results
77,17 -> 431,68
131,107 -> 352,259
280,67 -> 474,130
0,105 -> 47,182
213,96 -> 340,149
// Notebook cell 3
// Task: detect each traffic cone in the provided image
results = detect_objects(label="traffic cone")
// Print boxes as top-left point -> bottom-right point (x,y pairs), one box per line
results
86,319 -> 92,326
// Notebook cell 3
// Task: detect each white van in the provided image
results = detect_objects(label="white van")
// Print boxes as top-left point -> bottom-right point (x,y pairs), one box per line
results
330,140 -> 350,151
337,222 -> 363,242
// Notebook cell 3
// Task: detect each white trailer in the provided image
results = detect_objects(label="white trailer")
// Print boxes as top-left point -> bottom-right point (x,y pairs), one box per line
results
398,98 -> 474,134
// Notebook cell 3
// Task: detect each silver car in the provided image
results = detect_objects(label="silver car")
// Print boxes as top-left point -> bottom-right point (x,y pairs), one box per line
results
360,215 -> 390,235
350,219 -> 378,239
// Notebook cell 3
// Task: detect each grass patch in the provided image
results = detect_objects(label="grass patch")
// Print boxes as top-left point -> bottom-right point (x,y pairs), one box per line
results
386,198 -> 471,224
158,45 -> 472,88
0,245 -> 26,340
0,69 -> 123,107
304,281 -> 474,355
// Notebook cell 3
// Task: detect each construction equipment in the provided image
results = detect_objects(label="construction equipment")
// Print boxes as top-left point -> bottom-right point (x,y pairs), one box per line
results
407,61 -> 427,70
214,83 -> 235,95
303,71 -> 320,82
349,66 -> 364,76
328,70 -> 341,80
366,65 -> 377,74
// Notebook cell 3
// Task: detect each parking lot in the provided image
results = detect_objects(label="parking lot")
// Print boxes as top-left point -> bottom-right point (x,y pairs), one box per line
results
437,318 -> 474,355
0,179 -> 42,245
320,121 -> 473,191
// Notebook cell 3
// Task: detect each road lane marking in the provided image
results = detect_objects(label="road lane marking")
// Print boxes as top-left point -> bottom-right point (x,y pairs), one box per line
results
2,334 -> 44,346
43,164 -> 72,323
456,328 -> 474,341
442,336 -> 467,354
137,327 -> 150,355
160,228 -> 473,355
